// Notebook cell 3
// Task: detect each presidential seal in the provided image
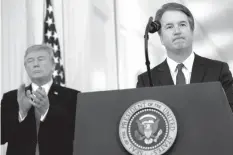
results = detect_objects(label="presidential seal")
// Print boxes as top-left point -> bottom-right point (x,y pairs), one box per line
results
119,100 -> 177,155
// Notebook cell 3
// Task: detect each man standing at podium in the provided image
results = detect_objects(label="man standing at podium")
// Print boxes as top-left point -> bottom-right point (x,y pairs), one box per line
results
136,2 -> 233,110
1,44 -> 80,155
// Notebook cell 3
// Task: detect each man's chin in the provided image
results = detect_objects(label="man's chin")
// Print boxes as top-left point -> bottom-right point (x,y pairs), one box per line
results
173,45 -> 188,51
31,74 -> 43,78
30,76 -> 45,81
173,43 -> 186,48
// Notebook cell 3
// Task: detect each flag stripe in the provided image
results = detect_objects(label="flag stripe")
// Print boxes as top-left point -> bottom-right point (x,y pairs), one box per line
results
43,0 -> 65,86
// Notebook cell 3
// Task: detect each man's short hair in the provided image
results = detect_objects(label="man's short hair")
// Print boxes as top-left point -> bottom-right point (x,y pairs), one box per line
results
155,2 -> 195,35
24,44 -> 55,64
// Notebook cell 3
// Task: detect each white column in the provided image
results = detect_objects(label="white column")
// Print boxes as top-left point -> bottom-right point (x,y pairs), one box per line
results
62,0 -> 91,91
63,0 -> 118,92
26,0 -> 44,45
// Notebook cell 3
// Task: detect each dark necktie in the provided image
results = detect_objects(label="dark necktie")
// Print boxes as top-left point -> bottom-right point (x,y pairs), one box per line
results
176,63 -> 186,85
35,87 -> 42,155
35,108 -> 40,155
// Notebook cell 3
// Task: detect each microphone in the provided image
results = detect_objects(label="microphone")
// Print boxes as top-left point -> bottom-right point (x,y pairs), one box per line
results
144,17 -> 161,87
147,17 -> 161,34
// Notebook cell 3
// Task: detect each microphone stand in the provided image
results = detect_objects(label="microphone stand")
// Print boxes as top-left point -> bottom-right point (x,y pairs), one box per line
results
144,18 -> 153,87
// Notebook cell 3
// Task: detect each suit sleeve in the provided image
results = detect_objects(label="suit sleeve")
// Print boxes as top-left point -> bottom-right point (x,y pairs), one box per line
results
1,98 -> 6,144
1,93 -> 10,145
1,92 -> 21,145
219,62 -> 233,111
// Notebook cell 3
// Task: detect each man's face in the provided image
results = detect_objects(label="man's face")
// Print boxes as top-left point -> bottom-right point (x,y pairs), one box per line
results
159,10 -> 194,51
25,50 -> 55,82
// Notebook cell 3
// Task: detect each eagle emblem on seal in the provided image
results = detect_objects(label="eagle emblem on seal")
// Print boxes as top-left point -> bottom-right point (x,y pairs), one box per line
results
135,114 -> 163,145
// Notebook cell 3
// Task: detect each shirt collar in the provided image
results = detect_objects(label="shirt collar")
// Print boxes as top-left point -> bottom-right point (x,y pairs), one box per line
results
167,52 -> 195,73
183,52 -> 195,73
31,80 -> 53,95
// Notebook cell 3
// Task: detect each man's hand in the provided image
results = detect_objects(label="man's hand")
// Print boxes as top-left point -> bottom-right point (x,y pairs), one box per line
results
31,87 -> 50,116
17,84 -> 33,118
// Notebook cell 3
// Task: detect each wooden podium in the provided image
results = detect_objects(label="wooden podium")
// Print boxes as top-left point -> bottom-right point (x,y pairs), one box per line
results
73,82 -> 233,155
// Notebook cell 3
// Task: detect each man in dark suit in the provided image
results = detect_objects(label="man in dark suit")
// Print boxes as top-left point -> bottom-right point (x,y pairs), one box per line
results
1,44 -> 80,155
137,2 -> 233,110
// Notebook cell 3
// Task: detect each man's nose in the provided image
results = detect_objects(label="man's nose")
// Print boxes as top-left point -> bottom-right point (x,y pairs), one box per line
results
33,60 -> 40,67
173,26 -> 181,35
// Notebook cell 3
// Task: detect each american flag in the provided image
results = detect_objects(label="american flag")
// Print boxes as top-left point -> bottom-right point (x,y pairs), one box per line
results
43,0 -> 65,86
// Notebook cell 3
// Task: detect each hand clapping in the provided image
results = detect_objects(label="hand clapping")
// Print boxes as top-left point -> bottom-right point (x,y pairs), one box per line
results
17,84 -> 33,117
17,84 -> 50,118
30,87 -> 50,116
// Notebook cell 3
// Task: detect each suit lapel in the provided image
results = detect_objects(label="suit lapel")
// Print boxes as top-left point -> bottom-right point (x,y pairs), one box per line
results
190,54 -> 206,83
156,60 -> 174,85
48,83 -> 60,105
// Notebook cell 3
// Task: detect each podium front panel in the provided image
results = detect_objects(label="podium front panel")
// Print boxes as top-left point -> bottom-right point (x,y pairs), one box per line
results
73,82 -> 233,155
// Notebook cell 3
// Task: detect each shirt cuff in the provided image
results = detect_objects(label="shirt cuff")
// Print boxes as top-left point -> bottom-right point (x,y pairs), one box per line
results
40,108 -> 49,121
18,112 -> 27,122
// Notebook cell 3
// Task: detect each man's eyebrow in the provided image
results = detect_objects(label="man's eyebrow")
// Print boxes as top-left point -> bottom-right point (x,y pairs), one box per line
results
164,23 -> 173,26
26,57 -> 34,61
179,21 -> 188,23
38,56 -> 46,59
164,21 -> 187,26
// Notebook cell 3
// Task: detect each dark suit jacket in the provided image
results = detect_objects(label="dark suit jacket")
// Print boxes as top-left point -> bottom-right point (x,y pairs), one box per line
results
137,54 -> 233,110
1,83 -> 80,155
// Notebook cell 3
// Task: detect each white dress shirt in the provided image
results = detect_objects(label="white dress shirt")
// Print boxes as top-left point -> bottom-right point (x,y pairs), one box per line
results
167,52 -> 195,85
19,80 -> 53,122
